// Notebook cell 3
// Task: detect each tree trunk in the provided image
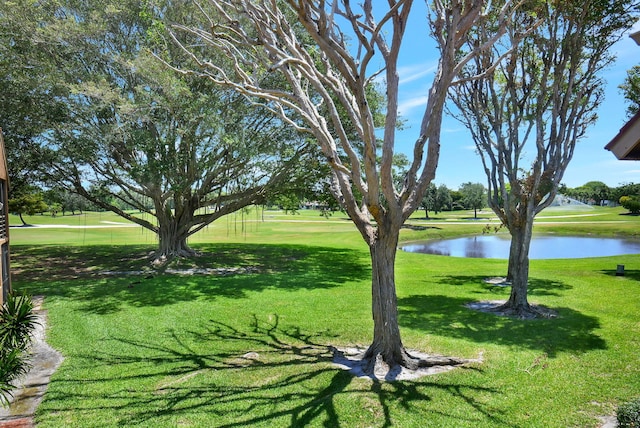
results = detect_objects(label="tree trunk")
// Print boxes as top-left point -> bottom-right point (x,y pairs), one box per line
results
155,218 -> 196,264
499,220 -> 538,318
361,226 -> 467,374
364,228 -> 406,369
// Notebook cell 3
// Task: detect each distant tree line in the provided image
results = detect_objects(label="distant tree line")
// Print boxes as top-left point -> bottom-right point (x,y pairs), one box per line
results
420,180 -> 640,217
420,182 -> 487,218
559,181 -> 640,213
15,179 -> 640,223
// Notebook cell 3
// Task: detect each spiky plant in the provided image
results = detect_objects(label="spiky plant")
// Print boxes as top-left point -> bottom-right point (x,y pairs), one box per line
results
0,293 -> 38,407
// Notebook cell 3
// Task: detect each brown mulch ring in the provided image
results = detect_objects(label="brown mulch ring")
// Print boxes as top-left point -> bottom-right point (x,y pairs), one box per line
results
0,418 -> 34,428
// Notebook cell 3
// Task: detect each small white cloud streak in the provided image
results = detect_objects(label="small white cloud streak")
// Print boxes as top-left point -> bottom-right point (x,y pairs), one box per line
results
398,95 -> 429,115
398,64 -> 437,85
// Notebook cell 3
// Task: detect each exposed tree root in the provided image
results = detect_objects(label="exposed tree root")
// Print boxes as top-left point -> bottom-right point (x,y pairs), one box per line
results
151,248 -> 198,267
331,346 -> 482,381
491,303 -> 544,319
466,300 -> 557,319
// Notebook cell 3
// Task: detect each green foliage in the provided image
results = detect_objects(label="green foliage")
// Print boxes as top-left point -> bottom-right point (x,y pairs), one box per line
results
421,183 -> 437,217
0,293 -> 38,407
619,196 -> 640,214
436,184 -> 453,212
391,153 -> 410,189
271,193 -> 300,214
44,189 -> 90,215
8,193 -> 47,215
421,183 -> 452,215
459,182 -> 486,217
617,397 -> 640,427
581,181 -> 611,205
0,0 -> 70,199
563,181 -> 611,205
48,202 -> 63,217
620,65 -> 640,118
612,183 -> 640,203
8,191 -> 48,224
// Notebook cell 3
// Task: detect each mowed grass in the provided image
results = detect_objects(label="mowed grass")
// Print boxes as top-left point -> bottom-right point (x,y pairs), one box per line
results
8,206 -> 640,427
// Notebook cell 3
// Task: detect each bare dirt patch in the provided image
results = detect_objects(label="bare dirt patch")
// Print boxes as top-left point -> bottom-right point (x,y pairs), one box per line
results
331,346 -> 482,381
466,300 -> 558,319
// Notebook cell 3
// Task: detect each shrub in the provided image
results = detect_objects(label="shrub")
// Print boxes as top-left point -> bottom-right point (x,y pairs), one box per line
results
0,293 -> 38,407
619,196 -> 640,214
617,397 -> 640,428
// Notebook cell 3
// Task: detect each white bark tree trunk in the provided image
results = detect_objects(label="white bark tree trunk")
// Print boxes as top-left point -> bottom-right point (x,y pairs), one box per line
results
167,0 -> 522,373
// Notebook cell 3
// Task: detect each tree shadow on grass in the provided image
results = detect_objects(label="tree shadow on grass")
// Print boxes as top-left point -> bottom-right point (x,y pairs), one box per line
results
12,243 -> 370,314
434,274 -> 573,297
398,294 -> 606,357
600,268 -> 640,281
38,316 -> 506,427
401,224 -> 443,231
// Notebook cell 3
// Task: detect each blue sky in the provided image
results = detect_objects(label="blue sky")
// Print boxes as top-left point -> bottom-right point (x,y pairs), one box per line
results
388,4 -> 640,190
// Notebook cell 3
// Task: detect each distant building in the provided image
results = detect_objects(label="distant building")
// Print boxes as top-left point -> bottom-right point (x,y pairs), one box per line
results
605,110 -> 640,160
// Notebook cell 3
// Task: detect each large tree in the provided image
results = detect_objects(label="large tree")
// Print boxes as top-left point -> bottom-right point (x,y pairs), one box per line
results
168,0 -> 522,373
579,181 -> 611,206
34,0 -> 315,262
450,0 -> 638,317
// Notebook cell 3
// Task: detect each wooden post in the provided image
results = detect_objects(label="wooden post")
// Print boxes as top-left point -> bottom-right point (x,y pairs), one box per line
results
0,128 -> 10,306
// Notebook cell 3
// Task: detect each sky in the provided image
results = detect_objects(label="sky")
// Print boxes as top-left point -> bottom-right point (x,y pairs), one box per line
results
386,3 -> 640,191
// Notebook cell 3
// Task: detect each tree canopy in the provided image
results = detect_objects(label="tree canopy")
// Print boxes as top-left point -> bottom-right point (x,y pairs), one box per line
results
620,65 -> 640,117
459,182 -> 486,219
0,0 -> 69,200
4,0 -> 318,261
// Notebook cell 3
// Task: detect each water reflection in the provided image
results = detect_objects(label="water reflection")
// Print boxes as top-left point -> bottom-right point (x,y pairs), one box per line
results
401,235 -> 640,259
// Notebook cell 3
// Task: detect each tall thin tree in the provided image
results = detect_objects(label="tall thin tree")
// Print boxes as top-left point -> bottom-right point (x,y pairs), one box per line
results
450,0 -> 639,317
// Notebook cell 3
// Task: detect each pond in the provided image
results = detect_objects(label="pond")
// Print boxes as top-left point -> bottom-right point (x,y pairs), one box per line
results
400,235 -> 640,259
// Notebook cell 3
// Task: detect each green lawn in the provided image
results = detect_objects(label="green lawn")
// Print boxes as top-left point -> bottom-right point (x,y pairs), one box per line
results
8,206 -> 640,427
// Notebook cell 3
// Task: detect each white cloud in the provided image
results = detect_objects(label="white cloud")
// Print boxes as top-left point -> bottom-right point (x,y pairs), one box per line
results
398,95 -> 429,116
398,62 -> 437,85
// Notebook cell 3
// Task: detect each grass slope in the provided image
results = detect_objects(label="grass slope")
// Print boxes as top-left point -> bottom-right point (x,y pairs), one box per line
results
8,206 -> 640,427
